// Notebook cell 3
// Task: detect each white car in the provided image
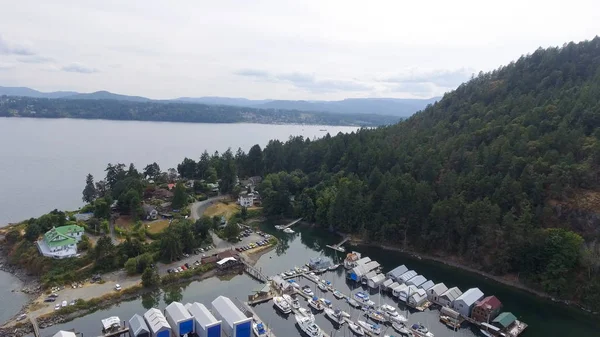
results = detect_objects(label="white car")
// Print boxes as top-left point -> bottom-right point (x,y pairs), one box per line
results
54,304 -> 61,310
115,284 -> 122,291
61,300 -> 67,307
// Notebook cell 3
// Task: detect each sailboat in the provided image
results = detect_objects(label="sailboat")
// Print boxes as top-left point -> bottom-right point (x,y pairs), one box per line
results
324,307 -> 346,326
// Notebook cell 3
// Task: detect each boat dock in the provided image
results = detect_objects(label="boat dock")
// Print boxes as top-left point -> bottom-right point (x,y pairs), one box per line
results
275,218 -> 303,230
242,259 -> 269,283
98,327 -> 129,337
325,236 -> 349,252
29,316 -> 40,337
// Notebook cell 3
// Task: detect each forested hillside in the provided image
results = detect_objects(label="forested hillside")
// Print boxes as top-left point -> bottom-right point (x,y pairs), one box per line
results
241,38 -> 600,308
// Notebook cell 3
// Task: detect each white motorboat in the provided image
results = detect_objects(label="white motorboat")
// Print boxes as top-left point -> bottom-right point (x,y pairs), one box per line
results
357,320 -> 381,335
253,322 -> 268,336
283,228 -> 295,234
289,281 -> 301,290
319,298 -> 332,308
308,297 -> 324,311
273,296 -> 291,314
318,282 -> 328,292
392,322 -> 412,336
302,285 -> 314,297
296,314 -> 323,337
346,297 -> 361,308
348,321 -> 365,336
328,264 -> 340,271
479,330 -> 494,337
285,270 -> 295,276
367,310 -> 387,323
333,290 -> 345,299
297,307 -> 315,321
354,292 -> 375,306
324,308 -> 346,325
380,305 -> 407,324
283,294 -> 300,310
409,323 -> 434,337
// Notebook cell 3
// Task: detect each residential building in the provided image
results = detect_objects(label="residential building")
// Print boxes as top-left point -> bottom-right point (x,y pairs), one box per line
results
238,193 -> 254,207
453,287 -> 484,317
492,312 -> 517,331
471,296 -> 503,323
438,286 -> 462,307
143,204 -> 158,220
36,225 -> 84,259
408,288 -> 428,307
427,283 -> 448,303
73,213 -> 93,222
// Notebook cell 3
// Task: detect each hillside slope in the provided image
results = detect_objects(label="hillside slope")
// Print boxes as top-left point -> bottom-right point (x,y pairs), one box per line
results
253,38 -> 600,309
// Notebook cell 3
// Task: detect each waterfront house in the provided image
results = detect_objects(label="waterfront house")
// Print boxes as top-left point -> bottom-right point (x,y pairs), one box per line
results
143,204 -> 158,220
407,288 -> 428,307
386,265 -> 408,282
52,331 -> 77,337
427,283 -> 448,303
271,275 -> 293,294
36,225 -> 84,259
406,275 -> 427,287
472,296 -> 503,323
492,312 -> 517,331
398,270 -> 417,284
165,301 -> 194,336
216,257 -> 242,271
438,286 -> 462,307
453,287 -> 484,317
143,308 -> 171,337
211,296 -> 252,337
238,193 -> 254,207
186,302 -> 222,337
128,314 -> 150,337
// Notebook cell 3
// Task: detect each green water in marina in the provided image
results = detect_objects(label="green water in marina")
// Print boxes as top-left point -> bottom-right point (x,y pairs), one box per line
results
35,223 -> 599,337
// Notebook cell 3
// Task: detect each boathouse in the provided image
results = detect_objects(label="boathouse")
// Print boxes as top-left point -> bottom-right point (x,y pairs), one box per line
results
438,286 -> 462,307
398,270 -> 417,284
453,288 -> 484,317
472,296 -> 503,323
165,301 -> 194,336
187,302 -> 222,337
143,308 -> 171,337
382,278 -> 394,291
355,257 -> 371,266
406,275 -> 427,287
407,288 -> 428,307
211,296 -> 252,337
492,312 -> 517,331
398,285 -> 419,302
386,265 -> 408,282
419,280 -> 435,291
368,273 -> 386,289
129,314 -> 150,337
388,282 -> 401,293
349,264 -> 369,281
52,332 -> 77,337
392,283 -> 408,298
363,261 -> 380,273
427,283 -> 448,303
361,271 -> 377,284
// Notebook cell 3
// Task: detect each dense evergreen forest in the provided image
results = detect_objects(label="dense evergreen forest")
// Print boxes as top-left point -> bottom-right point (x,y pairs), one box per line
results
220,38 -> 599,309
0,96 -> 399,126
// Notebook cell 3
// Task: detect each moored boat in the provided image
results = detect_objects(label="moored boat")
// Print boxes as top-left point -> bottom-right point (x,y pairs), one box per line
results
297,307 -> 315,321
283,228 -> 295,234
308,297 -> 324,311
328,264 -> 340,271
357,320 -> 381,335
333,290 -> 345,299
367,310 -> 387,323
302,285 -> 314,297
392,322 -> 413,336
283,294 -> 300,310
348,321 -> 365,336
273,296 -> 291,314
354,292 -> 374,306
295,314 -> 324,337
318,282 -> 328,292
324,308 -> 346,325
347,297 -> 361,308
253,322 -> 268,336
410,323 -> 434,337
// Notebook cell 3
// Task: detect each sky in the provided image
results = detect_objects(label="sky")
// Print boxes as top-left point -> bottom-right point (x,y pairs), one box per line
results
0,0 -> 599,100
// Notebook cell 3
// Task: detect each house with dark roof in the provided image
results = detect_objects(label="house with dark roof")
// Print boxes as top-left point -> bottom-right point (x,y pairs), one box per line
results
36,225 -> 84,259
472,296 -> 503,323
143,204 -> 158,220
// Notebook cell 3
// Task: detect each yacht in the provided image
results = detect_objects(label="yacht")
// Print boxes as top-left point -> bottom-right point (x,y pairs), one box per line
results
273,296 -> 292,314
283,294 -> 300,310
318,282 -> 328,292
328,264 -> 340,271
324,308 -> 346,325
308,297 -> 324,311
344,252 -> 362,269
283,228 -> 295,234
333,290 -> 345,299
319,298 -> 332,308
253,322 -> 268,336
392,322 -> 412,336
295,314 -> 324,337
367,310 -> 387,323
380,305 -> 407,324
357,320 -> 381,335
348,321 -> 365,336
289,281 -> 301,290
302,285 -> 314,297
297,307 -> 315,321
409,323 -> 434,337
346,297 -> 361,308
354,292 -> 375,306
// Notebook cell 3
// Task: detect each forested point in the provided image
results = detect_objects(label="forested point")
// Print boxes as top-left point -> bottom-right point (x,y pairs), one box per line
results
0,96 -> 400,126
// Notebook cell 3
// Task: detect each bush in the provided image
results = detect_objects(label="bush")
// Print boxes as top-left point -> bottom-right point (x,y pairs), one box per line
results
77,235 -> 91,251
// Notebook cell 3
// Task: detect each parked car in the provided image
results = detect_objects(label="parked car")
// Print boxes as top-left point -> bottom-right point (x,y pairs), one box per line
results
61,300 -> 67,307
181,265 -> 187,270
174,268 -> 180,273
114,284 -> 122,291
44,297 -> 56,302
16,314 -> 27,321
54,304 -> 61,310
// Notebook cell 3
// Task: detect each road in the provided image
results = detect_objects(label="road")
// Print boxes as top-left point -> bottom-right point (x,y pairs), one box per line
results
189,195 -> 229,249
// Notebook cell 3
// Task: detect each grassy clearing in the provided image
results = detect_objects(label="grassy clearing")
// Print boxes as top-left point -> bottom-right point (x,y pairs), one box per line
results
204,201 -> 240,219
147,220 -> 170,234
115,215 -> 135,229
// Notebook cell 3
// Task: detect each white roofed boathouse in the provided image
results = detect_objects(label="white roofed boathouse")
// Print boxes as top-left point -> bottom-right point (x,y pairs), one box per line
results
187,302 -> 222,337
211,296 -> 252,337
165,301 -> 194,336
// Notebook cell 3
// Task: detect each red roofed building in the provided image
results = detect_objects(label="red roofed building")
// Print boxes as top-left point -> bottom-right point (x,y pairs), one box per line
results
471,295 -> 503,323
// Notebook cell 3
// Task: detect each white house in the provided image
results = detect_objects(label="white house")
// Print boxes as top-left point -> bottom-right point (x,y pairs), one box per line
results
36,225 -> 84,259
238,193 -> 254,207
143,204 -> 158,220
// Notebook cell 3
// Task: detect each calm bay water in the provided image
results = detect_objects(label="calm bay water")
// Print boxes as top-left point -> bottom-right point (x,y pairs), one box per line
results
34,224 -> 599,337
0,117 -> 356,225
0,271 -> 27,325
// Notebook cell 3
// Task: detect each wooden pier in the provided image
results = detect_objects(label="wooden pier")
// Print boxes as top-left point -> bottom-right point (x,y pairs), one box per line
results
98,327 -> 129,337
29,316 -> 40,337
275,218 -> 303,230
241,259 -> 269,283
326,236 -> 350,252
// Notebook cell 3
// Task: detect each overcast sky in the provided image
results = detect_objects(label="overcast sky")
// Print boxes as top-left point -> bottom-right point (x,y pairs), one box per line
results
0,0 -> 598,100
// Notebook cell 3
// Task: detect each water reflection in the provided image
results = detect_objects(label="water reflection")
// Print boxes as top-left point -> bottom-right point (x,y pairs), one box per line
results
141,290 -> 160,310
162,285 -> 184,304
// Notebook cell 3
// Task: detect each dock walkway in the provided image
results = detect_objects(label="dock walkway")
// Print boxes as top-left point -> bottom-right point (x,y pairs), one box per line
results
241,259 -> 269,283
275,218 -> 303,230
29,316 -> 40,337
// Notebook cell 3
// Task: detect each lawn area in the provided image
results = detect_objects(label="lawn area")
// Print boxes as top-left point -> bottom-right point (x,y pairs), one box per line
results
204,201 -> 240,219
115,215 -> 135,229
146,220 -> 171,234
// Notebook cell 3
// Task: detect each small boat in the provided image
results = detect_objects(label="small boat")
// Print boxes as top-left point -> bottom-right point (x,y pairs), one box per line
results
288,281 -> 301,289
354,292 -> 375,306
285,270 -> 295,276
340,310 -> 351,318
328,264 -> 340,271
253,322 -> 268,336
318,282 -> 328,292
308,297 -> 324,311
333,290 -> 345,299
439,315 -> 460,329
319,298 -> 332,308
367,310 -> 387,323
357,320 -> 381,335
302,285 -> 314,297
347,297 -> 361,308
410,323 -> 434,337
324,308 -> 346,325
380,305 -> 407,324
479,330 -> 494,337
296,314 -> 324,337
273,296 -> 292,314
298,307 -> 315,321
392,322 -> 412,336
348,321 -> 365,336
283,228 -> 295,234
283,294 -> 300,310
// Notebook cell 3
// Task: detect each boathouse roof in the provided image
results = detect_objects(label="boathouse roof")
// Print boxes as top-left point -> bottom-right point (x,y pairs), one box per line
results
398,270 -> 417,283
128,314 -> 150,337
455,287 -> 484,306
419,280 -> 435,291
386,265 -> 408,280
52,331 -> 77,337
165,301 -> 192,324
493,312 -> 517,328
440,286 -> 462,301
187,302 -> 220,328
143,308 -> 171,334
428,283 -> 448,296
211,296 -> 247,325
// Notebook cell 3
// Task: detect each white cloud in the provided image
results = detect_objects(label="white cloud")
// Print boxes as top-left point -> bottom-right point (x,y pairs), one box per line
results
0,0 -> 598,99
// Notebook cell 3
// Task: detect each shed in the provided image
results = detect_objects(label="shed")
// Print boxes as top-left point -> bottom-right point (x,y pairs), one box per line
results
271,275 -> 292,293
440,306 -> 461,320
368,273 -> 386,289
355,257 -> 371,266
382,278 -> 394,291
129,314 -> 150,337
361,271 -> 377,284
398,285 -> 419,302
438,286 -> 462,307
472,296 -> 503,323
493,312 -> 517,329
419,280 -> 435,291
102,316 -> 122,333
388,282 -> 401,293
165,301 -> 194,336
349,264 -> 369,281
211,296 -> 252,337
453,288 -> 484,317
427,283 -> 448,303
386,265 -> 408,282
363,261 -> 380,273
143,308 -> 171,337
53,332 -> 77,337
406,275 -> 427,287
187,302 -> 221,337
408,288 -> 428,307
398,270 -> 417,284
392,283 -> 408,298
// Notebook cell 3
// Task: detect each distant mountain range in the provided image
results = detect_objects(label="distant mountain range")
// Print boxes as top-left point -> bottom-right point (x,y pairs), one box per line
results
0,86 -> 439,117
